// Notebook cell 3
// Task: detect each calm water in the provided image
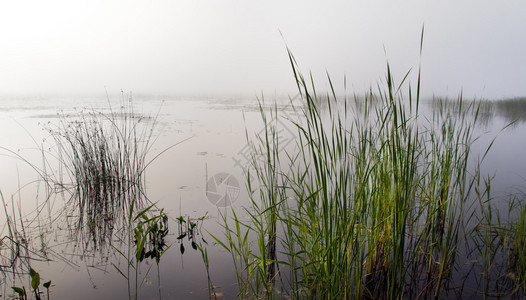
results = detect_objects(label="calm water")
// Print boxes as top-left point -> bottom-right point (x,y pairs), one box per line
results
0,95 -> 525,299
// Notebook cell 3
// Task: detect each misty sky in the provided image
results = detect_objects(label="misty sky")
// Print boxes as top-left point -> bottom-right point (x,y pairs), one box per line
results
1,1 -> 525,99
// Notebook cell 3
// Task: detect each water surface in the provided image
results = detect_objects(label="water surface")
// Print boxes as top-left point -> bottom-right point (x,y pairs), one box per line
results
0,95 -> 525,299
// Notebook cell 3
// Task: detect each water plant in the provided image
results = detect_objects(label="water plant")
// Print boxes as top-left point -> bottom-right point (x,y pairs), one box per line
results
197,242 -> 217,300
213,45 -> 509,299
134,207 -> 170,300
0,190 -> 43,298
42,94 -> 159,249
473,190 -> 526,299
176,213 -> 207,255
176,213 -> 217,299
1,93 -> 193,299
508,196 -> 526,296
12,268 -> 51,300
113,202 -> 170,300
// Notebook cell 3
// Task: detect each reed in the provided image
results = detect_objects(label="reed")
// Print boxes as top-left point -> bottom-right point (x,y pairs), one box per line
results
1,93 -> 190,299
43,93 -> 160,249
214,49 -> 498,299
508,196 -> 526,296
473,190 -> 526,299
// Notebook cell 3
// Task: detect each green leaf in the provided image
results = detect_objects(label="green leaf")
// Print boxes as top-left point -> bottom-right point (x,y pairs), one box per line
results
30,269 -> 40,291
12,286 -> 26,296
112,263 -> 129,279
133,202 -> 157,222
43,281 -> 51,289
136,237 -> 146,262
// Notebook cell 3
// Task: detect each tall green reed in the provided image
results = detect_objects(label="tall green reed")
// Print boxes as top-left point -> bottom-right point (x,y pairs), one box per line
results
508,196 -> 526,296
216,50 -> 491,299
473,189 -> 526,299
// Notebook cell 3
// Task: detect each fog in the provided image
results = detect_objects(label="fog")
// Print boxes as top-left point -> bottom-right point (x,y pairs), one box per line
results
1,0 -> 525,99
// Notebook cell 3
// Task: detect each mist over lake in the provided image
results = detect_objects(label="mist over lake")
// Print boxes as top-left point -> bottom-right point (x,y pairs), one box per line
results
2,1 -> 526,299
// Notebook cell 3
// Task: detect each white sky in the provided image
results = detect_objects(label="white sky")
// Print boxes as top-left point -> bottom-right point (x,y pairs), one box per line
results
1,1 -> 525,99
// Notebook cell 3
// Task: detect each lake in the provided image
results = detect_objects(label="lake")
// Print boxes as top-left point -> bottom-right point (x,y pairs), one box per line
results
0,93 -> 525,299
